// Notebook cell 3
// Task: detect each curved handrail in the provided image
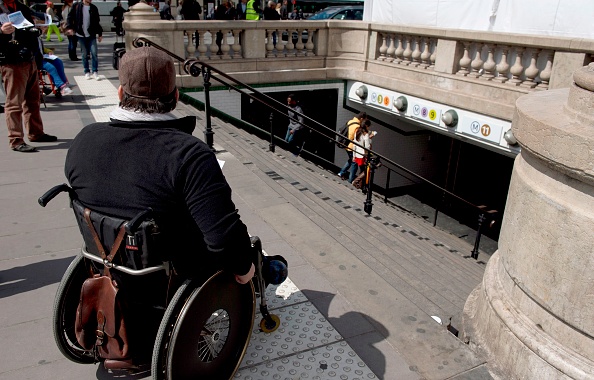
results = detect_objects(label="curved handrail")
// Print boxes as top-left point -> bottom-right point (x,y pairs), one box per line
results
132,37 -> 498,224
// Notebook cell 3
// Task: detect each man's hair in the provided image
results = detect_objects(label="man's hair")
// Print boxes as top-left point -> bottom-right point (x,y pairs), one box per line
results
120,89 -> 178,114
357,112 -> 367,120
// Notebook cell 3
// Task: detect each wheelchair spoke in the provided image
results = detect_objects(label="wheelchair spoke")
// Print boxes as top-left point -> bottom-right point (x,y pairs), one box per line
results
196,308 -> 230,362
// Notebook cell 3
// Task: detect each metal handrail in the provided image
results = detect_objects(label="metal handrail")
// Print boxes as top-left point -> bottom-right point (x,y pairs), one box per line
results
132,37 -> 496,258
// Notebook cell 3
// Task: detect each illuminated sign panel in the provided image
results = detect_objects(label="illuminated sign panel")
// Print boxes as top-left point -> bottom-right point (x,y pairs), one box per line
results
458,116 -> 503,144
408,102 -> 442,126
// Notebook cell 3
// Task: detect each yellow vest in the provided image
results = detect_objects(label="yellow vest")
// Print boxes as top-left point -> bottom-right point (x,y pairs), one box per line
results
246,0 -> 259,20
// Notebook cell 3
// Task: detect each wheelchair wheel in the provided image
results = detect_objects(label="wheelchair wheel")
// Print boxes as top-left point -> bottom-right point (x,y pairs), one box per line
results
52,254 -> 95,364
151,271 -> 255,380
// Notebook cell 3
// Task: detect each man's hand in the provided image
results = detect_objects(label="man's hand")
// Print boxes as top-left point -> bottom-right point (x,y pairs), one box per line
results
64,28 -> 74,36
235,263 -> 255,284
289,130 -> 294,135
1,22 -> 15,35
98,36 -> 103,43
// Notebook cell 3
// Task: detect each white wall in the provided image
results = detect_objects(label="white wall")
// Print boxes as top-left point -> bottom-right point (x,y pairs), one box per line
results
363,0 -> 594,39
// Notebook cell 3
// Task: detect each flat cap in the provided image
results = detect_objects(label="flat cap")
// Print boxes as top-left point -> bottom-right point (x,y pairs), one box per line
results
119,46 -> 176,99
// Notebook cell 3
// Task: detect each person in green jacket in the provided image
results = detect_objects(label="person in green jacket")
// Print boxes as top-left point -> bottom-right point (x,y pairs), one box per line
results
246,0 -> 261,20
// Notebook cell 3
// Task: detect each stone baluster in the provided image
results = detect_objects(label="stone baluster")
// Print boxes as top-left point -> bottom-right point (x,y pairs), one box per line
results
377,33 -> 388,61
274,29 -> 284,57
469,43 -> 484,78
197,31 -> 207,59
186,30 -> 197,57
285,30 -> 296,57
231,30 -> 242,59
265,29 -> 275,57
411,37 -> 422,67
402,35 -> 413,65
220,30 -> 231,59
481,43 -> 496,80
494,45 -> 510,83
536,50 -> 554,90
295,29 -> 305,56
521,48 -> 540,89
429,38 -> 436,69
386,34 -> 396,62
305,29 -> 315,56
457,41 -> 471,76
209,30 -> 219,59
420,38 -> 431,69
394,35 -> 404,64
508,46 -> 525,86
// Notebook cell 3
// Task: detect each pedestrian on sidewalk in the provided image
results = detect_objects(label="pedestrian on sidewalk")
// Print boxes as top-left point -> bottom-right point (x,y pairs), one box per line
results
45,2 -> 63,42
65,0 -> 103,80
337,112 -> 366,183
110,1 -> 126,36
64,46 -> 256,285
0,1 -> 57,152
61,0 -> 79,60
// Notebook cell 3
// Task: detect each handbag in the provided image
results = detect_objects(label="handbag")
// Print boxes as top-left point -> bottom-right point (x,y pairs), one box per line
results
352,171 -> 366,189
75,208 -> 136,369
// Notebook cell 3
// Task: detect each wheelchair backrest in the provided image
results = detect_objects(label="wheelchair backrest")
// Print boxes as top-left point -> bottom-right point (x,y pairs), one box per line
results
71,199 -> 162,270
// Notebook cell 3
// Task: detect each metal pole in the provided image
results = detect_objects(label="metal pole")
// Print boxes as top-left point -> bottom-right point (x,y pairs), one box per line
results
384,168 -> 391,203
364,155 -> 378,215
202,67 -> 215,152
269,112 -> 275,152
471,213 -> 486,259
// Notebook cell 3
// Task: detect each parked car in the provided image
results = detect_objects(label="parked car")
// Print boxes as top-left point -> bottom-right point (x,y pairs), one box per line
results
306,5 -> 363,20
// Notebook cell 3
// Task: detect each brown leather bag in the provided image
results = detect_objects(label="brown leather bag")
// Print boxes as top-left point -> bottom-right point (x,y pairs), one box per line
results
75,209 -> 135,368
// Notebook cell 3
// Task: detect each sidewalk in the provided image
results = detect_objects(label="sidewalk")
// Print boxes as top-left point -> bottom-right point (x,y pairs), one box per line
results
0,34 -> 492,380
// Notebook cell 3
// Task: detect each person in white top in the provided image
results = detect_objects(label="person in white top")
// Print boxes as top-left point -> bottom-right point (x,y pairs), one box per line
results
45,1 -> 63,42
353,119 -> 371,170
65,0 -> 103,80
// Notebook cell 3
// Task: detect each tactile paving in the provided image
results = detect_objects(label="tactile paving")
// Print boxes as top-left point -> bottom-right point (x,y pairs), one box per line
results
74,75 -> 119,122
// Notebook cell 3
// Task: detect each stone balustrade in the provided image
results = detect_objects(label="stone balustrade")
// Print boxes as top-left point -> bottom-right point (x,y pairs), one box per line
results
123,3 -> 594,121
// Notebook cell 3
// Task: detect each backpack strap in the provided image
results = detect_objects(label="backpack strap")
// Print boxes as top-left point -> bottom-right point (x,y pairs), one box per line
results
83,208 -> 126,276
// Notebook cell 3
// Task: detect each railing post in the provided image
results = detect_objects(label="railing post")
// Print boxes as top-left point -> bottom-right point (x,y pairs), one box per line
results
364,155 -> 379,215
269,112 -> 275,153
471,213 -> 486,259
384,168 -> 391,203
202,66 -> 215,151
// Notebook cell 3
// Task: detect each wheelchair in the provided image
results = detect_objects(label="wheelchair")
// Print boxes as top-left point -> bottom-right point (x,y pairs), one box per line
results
39,69 -> 59,108
39,184 -> 287,379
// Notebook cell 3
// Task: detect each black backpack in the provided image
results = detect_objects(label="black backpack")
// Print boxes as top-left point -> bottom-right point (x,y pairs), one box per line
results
337,121 -> 358,148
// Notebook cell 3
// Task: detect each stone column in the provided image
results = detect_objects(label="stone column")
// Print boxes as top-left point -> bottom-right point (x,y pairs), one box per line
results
463,64 -> 594,379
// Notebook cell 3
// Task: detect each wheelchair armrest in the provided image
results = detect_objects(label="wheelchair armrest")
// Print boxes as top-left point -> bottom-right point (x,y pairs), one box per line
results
125,208 -> 154,234
38,183 -> 75,207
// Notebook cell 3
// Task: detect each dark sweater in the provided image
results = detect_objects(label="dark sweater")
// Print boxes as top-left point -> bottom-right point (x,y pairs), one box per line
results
65,116 -> 253,278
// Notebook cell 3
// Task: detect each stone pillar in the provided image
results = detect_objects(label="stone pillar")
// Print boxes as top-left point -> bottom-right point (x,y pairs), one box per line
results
463,64 -> 594,379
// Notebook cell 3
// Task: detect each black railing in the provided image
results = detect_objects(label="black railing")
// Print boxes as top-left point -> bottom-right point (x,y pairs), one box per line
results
132,37 -> 497,259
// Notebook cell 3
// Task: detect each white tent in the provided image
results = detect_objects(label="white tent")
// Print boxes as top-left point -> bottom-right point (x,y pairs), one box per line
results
363,0 -> 594,39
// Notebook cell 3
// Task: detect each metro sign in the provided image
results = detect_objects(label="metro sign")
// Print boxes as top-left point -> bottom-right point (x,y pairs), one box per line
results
459,116 -> 503,144
409,102 -> 441,126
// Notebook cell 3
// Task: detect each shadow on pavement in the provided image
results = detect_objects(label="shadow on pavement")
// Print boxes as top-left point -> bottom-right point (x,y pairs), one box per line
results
0,256 -> 73,299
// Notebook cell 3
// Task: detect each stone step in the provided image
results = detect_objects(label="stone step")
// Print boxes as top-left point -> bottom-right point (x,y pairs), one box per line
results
210,120 -> 487,326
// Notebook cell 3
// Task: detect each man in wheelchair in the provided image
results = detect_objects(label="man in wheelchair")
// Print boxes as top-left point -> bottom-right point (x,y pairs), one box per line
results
49,46 -> 287,378
65,46 -> 255,283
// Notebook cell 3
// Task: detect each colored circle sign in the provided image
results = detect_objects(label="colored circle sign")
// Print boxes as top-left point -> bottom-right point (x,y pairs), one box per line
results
471,121 -> 480,134
371,92 -> 377,102
413,105 -> 420,115
481,124 -> 491,137
377,94 -> 383,104
429,110 -> 436,120
421,107 -> 428,118
383,96 -> 390,106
